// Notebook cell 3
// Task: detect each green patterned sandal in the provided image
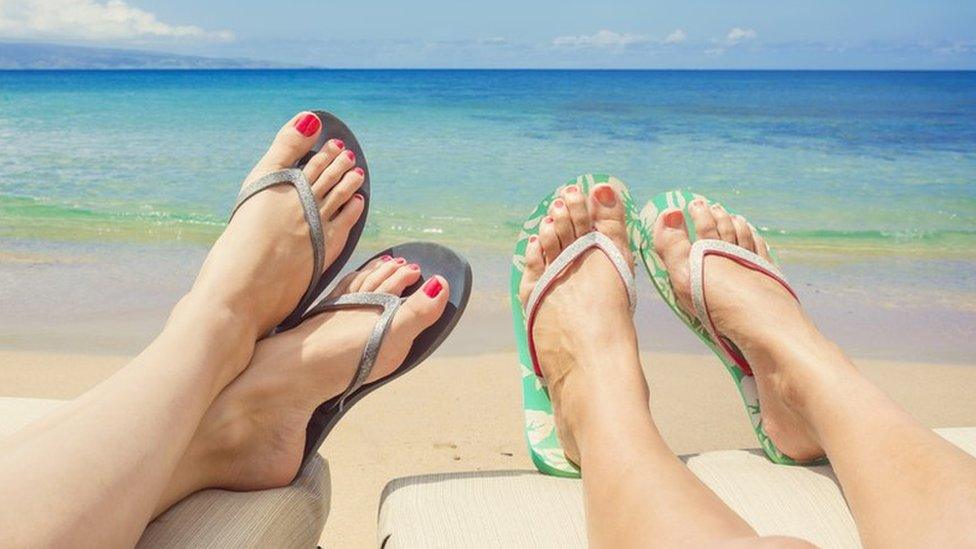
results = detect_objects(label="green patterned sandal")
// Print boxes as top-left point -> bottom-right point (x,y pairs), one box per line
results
638,190 -> 818,465
510,174 -> 652,477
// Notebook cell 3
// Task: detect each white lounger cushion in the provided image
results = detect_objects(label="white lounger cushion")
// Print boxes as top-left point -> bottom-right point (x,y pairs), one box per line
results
378,427 -> 976,548
0,397 -> 329,548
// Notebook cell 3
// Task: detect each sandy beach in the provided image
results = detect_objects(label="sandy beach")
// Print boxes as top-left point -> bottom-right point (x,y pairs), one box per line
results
3,346 -> 974,547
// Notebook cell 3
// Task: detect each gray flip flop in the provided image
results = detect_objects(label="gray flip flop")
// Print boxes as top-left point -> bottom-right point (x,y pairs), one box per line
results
295,242 -> 472,467
230,110 -> 371,331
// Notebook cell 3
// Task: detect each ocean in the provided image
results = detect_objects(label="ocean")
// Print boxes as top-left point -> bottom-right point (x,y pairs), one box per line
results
1,70 -> 974,360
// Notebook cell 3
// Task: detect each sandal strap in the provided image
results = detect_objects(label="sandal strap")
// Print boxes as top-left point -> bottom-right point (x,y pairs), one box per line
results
302,292 -> 404,411
524,231 -> 636,378
689,239 -> 798,374
231,168 -> 325,328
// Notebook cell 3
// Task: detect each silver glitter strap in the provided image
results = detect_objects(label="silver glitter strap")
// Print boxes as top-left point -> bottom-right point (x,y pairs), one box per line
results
230,168 -> 325,326
689,239 -> 796,348
524,231 -> 636,320
303,292 -> 404,411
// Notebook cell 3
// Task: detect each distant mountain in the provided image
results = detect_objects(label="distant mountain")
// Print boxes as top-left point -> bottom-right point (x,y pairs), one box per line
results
0,42 -> 292,69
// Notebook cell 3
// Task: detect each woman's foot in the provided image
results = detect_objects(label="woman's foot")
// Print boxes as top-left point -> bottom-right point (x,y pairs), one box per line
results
189,112 -> 366,338
154,257 -> 449,514
652,199 -> 826,461
517,184 -> 648,465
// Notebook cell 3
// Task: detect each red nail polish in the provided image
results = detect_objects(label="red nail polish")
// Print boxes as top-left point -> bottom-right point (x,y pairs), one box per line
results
529,235 -> 538,242
345,150 -> 356,161
353,193 -> 364,201
593,185 -> 616,207
395,257 -> 406,264
566,186 -> 578,193
553,199 -> 564,208
408,263 -> 420,271
544,216 -> 553,223
423,277 -> 442,298
294,114 -> 320,137
380,255 -> 393,262
333,139 -> 345,149
663,210 -> 684,229
354,167 -> 364,176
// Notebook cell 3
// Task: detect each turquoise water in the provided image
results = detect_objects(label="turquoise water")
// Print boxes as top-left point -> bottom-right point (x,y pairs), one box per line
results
1,69 -> 974,254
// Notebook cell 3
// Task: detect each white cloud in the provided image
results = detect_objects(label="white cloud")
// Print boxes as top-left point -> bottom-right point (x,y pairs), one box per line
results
0,0 -> 233,42
664,29 -> 686,44
726,27 -> 757,45
553,29 -> 650,49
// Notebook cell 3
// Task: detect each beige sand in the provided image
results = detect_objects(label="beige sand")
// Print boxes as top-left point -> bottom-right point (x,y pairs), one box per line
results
1,349 -> 975,547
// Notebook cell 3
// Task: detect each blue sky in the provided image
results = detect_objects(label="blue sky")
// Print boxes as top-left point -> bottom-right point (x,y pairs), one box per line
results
1,0 -> 975,68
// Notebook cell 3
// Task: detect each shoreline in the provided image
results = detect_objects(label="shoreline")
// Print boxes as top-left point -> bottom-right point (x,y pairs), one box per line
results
2,348 -> 974,546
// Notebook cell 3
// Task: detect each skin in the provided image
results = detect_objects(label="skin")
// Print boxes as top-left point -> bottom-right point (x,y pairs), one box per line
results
0,112 -> 448,547
520,188 -> 976,548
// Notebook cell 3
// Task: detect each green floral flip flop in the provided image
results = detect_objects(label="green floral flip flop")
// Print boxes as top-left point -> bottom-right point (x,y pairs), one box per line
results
638,190 -> 820,465
510,174 -> 653,478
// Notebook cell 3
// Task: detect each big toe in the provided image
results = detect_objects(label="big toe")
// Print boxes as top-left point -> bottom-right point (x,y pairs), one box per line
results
245,112 -> 322,185
372,276 -> 449,381
589,183 -> 632,265
652,208 -> 694,313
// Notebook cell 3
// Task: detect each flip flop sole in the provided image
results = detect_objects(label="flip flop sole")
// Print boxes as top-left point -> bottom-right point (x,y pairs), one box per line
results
638,190 -> 814,465
298,242 -> 472,470
510,174 -> 653,478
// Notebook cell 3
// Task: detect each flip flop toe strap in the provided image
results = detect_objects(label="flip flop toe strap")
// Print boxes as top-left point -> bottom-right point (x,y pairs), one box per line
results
689,239 -> 799,376
231,168 -> 325,328
303,292 -> 404,411
524,231 -> 636,379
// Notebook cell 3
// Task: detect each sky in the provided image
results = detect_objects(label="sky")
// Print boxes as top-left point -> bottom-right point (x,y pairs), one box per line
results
1,0 -> 975,69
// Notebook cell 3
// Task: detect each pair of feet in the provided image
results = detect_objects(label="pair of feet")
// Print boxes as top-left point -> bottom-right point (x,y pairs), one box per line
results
159,113 -> 451,512
518,186 -> 825,465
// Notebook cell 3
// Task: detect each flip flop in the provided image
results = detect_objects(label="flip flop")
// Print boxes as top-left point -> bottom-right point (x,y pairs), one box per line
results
638,190 -> 815,465
510,174 -> 653,478
231,111 -> 371,331
295,242 -> 472,468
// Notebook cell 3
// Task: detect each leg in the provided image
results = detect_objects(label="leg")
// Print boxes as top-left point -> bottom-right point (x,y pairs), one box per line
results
153,257 -> 449,515
654,200 -> 976,547
520,185 -> 809,548
0,112 -> 365,546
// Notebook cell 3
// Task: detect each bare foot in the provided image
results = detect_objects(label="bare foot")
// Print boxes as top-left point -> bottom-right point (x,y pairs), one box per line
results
155,256 -> 449,514
189,111 -> 366,339
517,183 -> 646,465
652,199 -> 825,461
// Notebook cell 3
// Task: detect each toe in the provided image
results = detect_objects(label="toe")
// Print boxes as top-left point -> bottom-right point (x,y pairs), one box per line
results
397,276 -> 449,331
754,230 -> 772,261
362,256 -> 407,291
710,203 -> 738,244
732,215 -> 756,251
560,185 -> 591,237
314,149 -> 358,199
302,139 -> 345,186
538,215 -> 561,264
589,184 -> 632,265
653,208 -> 694,312
376,262 -> 422,294
549,198 -> 575,248
245,112 -> 322,185
320,167 -> 365,217
331,192 -> 364,229
519,235 -> 544,306
688,199 -> 719,239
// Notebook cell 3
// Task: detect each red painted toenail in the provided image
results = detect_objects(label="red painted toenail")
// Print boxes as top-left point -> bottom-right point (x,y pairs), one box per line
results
423,277 -> 442,298
380,255 -> 393,262
593,185 -> 616,207
544,216 -> 553,223
294,114 -> 320,137
553,199 -> 564,208
565,185 -> 578,193
345,150 -> 356,161
529,235 -> 538,242
353,193 -> 364,201
408,263 -> 420,270
332,139 -> 345,149
395,257 -> 406,264
354,167 -> 364,176
663,210 -> 684,228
